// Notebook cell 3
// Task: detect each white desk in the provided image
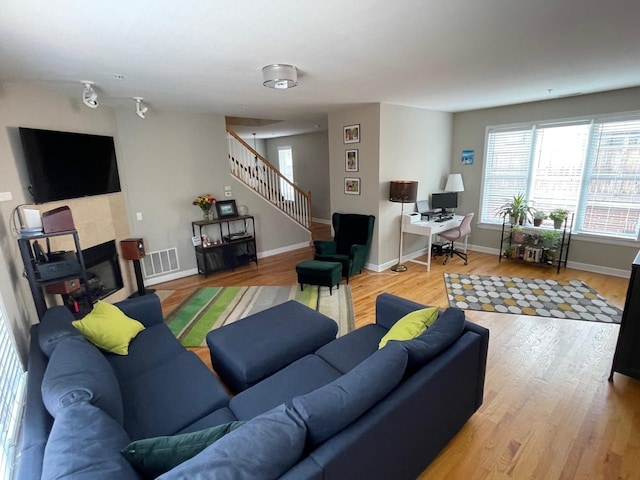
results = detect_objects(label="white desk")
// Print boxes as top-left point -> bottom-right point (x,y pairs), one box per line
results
401,214 -> 464,272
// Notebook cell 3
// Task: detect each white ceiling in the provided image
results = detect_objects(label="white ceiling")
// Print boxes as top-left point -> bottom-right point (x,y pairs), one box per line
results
2,0 -> 639,138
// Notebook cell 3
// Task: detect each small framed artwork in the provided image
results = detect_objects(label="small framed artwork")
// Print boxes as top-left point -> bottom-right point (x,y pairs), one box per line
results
345,149 -> 359,172
343,124 -> 360,144
216,199 -> 238,218
344,177 -> 361,195
461,149 -> 474,165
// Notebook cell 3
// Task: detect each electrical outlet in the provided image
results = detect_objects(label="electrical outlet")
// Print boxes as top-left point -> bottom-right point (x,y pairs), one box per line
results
136,212 -> 143,221
0,191 -> 13,202
224,191 -> 232,197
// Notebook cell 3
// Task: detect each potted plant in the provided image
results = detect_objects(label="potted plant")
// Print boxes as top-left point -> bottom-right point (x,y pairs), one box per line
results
548,208 -> 569,229
511,225 -> 526,243
533,210 -> 546,227
541,229 -> 561,248
495,193 -> 534,225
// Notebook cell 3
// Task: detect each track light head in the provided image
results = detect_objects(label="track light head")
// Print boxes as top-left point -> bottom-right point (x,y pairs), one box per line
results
81,81 -> 98,108
133,97 -> 148,119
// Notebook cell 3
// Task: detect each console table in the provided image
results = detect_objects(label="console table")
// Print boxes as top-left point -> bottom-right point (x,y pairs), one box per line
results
400,214 -> 464,271
191,215 -> 257,277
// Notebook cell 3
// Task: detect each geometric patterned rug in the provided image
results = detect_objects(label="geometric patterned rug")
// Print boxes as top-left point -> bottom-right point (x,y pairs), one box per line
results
444,273 -> 622,324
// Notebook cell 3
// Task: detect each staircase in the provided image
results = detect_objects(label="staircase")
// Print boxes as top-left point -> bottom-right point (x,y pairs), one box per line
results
227,128 -> 312,230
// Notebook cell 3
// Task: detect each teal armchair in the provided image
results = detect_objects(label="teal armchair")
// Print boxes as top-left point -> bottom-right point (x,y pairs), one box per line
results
314,213 -> 375,283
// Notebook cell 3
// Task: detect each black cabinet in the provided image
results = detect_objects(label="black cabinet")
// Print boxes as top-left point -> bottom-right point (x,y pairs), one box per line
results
191,215 -> 257,277
18,230 -> 91,320
609,250 -> 640,381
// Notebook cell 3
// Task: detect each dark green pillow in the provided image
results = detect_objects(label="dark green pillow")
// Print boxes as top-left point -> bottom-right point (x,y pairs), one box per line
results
120,421 -> 244,479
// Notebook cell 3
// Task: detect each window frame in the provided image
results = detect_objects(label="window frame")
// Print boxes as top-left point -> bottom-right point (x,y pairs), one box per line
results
479,111 -> 640,244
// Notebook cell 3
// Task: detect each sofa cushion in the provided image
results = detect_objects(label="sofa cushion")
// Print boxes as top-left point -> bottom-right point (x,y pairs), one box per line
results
38,306 -> 83,357
230,354 -> 342,421
400,307 -> 467,371
41,335 -> 123,424
315,324 -> 387,373
120,351 -> 230,440
378,306 -> 439,348
104,324 -> 186,381
42,402 -> 138,480
121,421 -> 245,479
158,404 -> 307,480
177,407 -> 238,435
292,341 -> 408,447
72,301 -> 145,355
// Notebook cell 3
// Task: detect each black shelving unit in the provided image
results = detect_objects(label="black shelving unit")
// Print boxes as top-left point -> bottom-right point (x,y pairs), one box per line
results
609,250 -> 640,381
18,229 -> 91,320
191,215 -> 258,277
498,214 -> 573,273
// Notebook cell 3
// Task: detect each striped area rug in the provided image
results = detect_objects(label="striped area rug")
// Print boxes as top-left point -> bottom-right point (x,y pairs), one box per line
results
444,273 -> 622,324
165,285 -> 355,347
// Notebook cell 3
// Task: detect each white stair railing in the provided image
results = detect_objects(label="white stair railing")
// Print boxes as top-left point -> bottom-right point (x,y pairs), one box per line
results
227,128 -> 312,230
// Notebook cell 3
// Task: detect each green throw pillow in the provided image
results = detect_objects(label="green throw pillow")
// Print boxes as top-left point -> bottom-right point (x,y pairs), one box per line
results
121,421 -> 245,479
72,300 -> 145,355
378,306 -> 439,348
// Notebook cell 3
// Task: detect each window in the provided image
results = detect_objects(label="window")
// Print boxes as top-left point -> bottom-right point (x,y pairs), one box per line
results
0,295 -> 25,480
480,112 -> 640,240
278,146 -> 295,201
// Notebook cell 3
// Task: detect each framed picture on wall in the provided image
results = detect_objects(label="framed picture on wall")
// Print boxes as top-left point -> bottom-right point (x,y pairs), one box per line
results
344,177 -> 361,195
216,199 -> 238,218
343,124 -> 360,144
345,149 -> 359,172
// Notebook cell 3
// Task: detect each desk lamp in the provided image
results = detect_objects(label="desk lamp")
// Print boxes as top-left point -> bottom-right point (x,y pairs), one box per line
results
445,173 -> 464,193
389,180 -> 418,272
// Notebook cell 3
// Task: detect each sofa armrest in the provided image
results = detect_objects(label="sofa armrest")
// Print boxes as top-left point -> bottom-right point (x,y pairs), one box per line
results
313,240 -> 337,255
114,294 -> 163,327
375,293 -> 427,330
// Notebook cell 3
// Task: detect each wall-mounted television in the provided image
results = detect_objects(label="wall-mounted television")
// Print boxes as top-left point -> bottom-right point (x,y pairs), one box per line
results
19,127 -> 121,204
431,192 -> 458,215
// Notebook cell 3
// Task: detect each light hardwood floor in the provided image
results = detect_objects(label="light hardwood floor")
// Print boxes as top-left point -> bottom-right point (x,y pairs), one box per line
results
157,223 -> 640,479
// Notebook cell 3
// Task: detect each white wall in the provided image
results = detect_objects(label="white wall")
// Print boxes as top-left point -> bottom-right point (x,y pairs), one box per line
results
452,86 -> 640,273
265,131 -> 331,221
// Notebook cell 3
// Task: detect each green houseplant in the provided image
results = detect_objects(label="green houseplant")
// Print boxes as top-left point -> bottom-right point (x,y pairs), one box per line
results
548,208 -> 569,229
533,210 -> 546,227
511,225 -> 526,243
495,193 -> 534,225
541,229 -> 561,248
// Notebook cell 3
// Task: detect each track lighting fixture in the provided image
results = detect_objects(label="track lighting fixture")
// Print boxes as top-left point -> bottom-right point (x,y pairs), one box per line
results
81,81 -> 98,108
133,97 -> 148,119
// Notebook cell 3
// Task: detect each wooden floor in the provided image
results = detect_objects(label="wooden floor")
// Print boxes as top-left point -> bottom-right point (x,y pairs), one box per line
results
157,223 -> 640,479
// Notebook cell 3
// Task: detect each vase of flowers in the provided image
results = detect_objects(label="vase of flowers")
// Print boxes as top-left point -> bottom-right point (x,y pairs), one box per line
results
193,194 -> 216,220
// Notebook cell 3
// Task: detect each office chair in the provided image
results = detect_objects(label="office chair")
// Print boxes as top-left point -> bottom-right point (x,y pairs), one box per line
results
439,213 -> 474,265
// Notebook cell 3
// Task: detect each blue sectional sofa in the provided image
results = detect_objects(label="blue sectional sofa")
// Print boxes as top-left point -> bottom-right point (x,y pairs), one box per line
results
17,292 -> 489,480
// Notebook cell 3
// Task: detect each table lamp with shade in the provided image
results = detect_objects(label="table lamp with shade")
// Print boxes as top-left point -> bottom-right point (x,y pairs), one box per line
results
389,180 -> 418,272
444,173 -> 464,193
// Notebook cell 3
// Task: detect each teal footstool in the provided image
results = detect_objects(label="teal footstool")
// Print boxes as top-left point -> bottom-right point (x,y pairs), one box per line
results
295,260 -> 342,295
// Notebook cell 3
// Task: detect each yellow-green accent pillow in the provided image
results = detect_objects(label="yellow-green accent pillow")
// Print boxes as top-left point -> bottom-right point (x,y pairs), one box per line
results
72,301 -> 145,355
378,307 -> 439,349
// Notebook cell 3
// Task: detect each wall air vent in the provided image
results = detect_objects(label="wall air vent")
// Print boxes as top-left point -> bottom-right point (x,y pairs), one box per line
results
141,247 -> 179,277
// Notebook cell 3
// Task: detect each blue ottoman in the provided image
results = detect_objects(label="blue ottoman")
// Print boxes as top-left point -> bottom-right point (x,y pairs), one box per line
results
206,300 -> 338,393
295,260 -> 342,294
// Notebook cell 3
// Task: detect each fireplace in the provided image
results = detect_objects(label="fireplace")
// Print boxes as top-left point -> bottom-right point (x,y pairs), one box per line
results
81,239 -> 124,302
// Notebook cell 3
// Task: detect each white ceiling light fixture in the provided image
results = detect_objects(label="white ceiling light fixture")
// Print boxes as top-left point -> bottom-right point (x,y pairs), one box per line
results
81,81 -> 98,108
133,97 -> 149,119
262,64 -> 298,89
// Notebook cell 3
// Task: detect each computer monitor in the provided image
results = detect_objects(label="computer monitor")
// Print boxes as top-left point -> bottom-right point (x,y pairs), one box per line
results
431,192 -> 458,216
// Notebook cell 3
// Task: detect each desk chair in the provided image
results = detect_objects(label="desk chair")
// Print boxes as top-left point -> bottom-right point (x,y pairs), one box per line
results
439,213 -> 474,265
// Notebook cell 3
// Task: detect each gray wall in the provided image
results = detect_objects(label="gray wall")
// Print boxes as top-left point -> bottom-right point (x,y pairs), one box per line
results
452,86 -> 640,274
265,130 -> 331,221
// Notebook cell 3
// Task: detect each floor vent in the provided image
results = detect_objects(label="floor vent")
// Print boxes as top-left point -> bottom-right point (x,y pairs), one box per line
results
142,248 -> 179,277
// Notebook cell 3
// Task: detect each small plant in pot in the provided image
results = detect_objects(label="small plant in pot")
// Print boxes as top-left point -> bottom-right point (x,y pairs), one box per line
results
533,210 -> 546,227
548,208 -> 569,229
511,225 -> 526,243
541,229 -> 561,248
495,193 -> 534,225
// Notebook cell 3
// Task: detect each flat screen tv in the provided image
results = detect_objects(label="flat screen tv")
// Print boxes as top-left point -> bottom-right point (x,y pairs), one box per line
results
19,127 -> 121,204
431,192 -> 458,215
